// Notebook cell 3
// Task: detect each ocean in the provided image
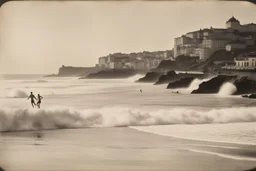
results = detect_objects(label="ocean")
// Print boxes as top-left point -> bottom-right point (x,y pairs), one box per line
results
0,74 -> 256,171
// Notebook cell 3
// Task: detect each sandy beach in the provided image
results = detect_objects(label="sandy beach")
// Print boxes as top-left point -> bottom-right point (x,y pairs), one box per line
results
1,127 -> 256,171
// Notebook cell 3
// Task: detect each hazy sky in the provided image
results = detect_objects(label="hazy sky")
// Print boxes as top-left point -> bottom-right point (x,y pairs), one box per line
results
0,1 -> 256,74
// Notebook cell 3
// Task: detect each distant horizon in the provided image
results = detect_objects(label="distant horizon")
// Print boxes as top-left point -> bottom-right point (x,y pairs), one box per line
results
0,1 -> 255,74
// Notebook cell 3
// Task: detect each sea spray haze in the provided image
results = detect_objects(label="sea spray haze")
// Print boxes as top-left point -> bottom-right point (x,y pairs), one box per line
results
218,82 -> 237,96
8,89 -> 28,98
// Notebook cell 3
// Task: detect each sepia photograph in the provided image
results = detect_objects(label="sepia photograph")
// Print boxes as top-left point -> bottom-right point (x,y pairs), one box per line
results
0,0 -> 256,170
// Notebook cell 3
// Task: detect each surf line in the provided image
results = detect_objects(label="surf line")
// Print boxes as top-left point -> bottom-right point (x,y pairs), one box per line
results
187,149 -> 256,161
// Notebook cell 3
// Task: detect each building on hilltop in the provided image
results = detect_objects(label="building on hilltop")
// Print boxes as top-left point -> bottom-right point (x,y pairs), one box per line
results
226,16 -> 256,32
174,16 -> 256,61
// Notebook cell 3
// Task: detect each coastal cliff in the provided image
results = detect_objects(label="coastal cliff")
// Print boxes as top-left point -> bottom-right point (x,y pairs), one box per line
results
45,65 -> 100,77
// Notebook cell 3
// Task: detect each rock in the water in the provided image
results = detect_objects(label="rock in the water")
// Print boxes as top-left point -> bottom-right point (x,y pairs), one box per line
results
233,76 -> 256,95
191,75 -> 237,94
154,70 -> 180,85
241,94 -> 249,98
136,72 -> 163,83
167,77 -> 195,89
249,94 -> 256,99
82,69 -> 136,79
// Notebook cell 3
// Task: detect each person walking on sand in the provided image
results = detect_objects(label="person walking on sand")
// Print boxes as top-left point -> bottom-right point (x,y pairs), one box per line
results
28,92 -> 37,108
36,94 -> 43,108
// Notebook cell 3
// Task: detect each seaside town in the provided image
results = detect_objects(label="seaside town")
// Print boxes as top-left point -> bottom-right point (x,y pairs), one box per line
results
95,16 -> 256,71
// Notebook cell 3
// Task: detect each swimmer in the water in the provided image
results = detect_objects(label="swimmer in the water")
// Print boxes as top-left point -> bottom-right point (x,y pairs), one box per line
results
28,92 -> 37,108
36,94 -> 43,108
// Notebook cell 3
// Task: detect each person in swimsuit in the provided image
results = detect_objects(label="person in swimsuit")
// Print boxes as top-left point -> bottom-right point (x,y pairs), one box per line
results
36,94 -> 43,108
28,92 -> 37,108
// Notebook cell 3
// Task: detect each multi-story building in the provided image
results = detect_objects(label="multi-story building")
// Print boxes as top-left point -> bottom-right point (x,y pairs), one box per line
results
174,17 -> 256,60
98,56 -> 108,68
98,51 -> 168,70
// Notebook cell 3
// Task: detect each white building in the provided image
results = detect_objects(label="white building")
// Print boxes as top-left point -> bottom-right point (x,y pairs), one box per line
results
234,54 -> 256,69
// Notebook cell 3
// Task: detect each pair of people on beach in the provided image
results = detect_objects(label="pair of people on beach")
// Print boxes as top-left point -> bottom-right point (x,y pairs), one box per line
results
28,92 -> 43,108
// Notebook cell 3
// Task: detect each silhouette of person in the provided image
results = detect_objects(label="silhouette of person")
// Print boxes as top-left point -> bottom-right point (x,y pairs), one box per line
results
28,92 -> 37,108
36,94 -> 43,108
140,89 -> 142,93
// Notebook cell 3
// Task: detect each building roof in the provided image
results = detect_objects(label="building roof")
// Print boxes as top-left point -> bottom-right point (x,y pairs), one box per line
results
226,16 -> 240,23
243,23 -> 256,26
235,56 -> 256,61
186,30 -> 201,34
235,52 -> 256,60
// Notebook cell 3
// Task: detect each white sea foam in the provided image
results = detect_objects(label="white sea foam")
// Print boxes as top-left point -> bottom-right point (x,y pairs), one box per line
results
8,89 -> 28,98
218,82 -> 237,96
187,149 -> 256,161
1,106 -> 256,132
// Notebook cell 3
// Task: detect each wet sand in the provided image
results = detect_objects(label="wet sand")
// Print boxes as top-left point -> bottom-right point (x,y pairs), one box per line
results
0,127 -> 256,171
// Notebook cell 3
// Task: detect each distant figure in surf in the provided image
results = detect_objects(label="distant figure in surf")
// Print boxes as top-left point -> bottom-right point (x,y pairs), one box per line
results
36,94 -> 43,108
140,89 -> 142,93
28,92 -> 37,108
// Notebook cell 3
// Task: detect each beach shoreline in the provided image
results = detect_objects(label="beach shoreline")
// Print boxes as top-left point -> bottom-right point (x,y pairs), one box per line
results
1,127 -> 255,171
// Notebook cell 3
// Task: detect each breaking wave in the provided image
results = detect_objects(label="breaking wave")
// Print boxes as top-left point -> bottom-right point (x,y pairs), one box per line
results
127,74 -> 145,82
1,106 -> 256,132
218,82 -> 237,96
8,89 -> 28,98
187,78 -> 211,92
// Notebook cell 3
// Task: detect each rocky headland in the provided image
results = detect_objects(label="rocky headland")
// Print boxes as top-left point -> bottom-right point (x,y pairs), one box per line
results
80,69 -> 137,79
45,65 -> 100,77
